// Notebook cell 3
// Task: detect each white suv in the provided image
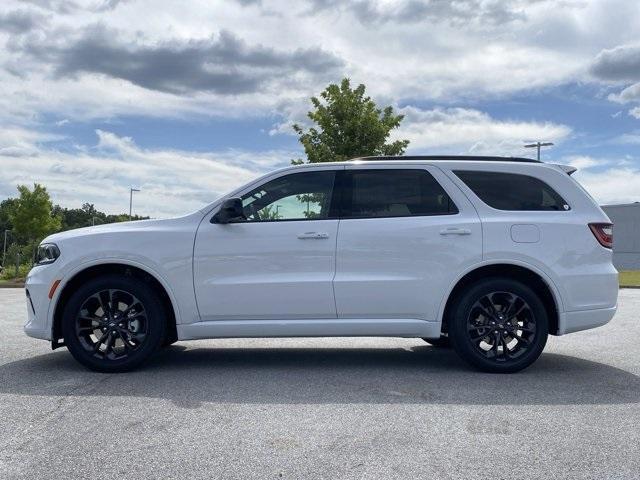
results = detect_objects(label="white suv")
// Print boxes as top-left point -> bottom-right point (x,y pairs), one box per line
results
24,156 -> 618,373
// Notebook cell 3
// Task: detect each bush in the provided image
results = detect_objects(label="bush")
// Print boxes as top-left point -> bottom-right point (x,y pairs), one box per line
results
0,262 -> 31,281
1,243 -> 34,280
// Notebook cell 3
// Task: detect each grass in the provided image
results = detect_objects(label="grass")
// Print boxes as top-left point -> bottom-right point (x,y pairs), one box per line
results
0,278 -> 24,287
619,270 -> 640,287
0,263 -> 31,285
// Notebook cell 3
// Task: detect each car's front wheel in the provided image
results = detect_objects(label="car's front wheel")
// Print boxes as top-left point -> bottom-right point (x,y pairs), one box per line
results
62,274 -> 167,372
448,278 -> 549,373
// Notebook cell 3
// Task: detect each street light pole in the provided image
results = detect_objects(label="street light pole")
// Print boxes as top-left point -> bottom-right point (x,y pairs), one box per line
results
524,141 -> 554,161
129,188 -> 141,221
1,229 -> 10,269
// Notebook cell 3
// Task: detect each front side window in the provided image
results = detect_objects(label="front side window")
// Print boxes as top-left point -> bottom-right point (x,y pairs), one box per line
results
340,169 -> 458,218
454,170 -> 570,211
241,171 -> 336,221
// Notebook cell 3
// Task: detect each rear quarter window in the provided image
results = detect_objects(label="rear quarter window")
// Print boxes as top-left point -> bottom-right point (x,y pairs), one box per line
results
454,170 -> 570,211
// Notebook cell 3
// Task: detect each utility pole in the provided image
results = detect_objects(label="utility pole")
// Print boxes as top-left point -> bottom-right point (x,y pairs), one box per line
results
129,188 -> 141,221
524,141 -> 554,161
2,229 -> 10,270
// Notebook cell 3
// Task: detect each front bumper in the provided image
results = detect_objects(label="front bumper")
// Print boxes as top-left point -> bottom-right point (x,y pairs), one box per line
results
24,288 -> 50,340
23,265 -> 57,341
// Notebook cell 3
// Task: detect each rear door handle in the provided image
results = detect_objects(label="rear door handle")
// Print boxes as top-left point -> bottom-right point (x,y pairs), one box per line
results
440,227 -> 471,235
297,232 -> 329,240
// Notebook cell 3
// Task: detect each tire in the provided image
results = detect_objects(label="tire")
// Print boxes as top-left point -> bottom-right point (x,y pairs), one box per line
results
62,274 -> 167,372
448,277 -> 548,373
422,336 -> 450,348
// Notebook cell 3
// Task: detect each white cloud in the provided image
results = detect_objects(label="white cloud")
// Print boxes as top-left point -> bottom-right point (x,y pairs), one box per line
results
2,0 -> 640,211
590,43 -> 640,115
564,155 -> 600,170
0,129 -> 293,217
615,132 -> 640,145
272,104 -> 573,156
557,154 -> 640,206
608,82 -> 640,104
1,0 -> 639,125
393,106 -> 571,155
573,166 -> 640,205
590,44 -> 640,83
0,127 -> 65,156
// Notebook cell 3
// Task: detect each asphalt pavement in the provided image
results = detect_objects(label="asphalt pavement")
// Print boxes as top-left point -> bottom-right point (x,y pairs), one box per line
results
0,288 -> 638,479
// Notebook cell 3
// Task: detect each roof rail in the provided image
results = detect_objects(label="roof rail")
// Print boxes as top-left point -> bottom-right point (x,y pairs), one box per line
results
352,155 -> 540,163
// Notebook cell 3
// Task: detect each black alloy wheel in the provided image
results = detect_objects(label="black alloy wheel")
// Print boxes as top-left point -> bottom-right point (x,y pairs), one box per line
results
75,289 -> 149,360
448,278 -> 548,373
466,291 -> 535,361
62,274 -> 166,372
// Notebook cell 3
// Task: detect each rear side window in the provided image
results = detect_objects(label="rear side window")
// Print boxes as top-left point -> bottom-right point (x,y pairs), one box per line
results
454,171 -> 570,211
340,169 -> 458,218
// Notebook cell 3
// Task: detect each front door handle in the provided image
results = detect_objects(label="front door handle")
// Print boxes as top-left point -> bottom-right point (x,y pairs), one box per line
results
297,232 -> 329,240
440,227 -> 471,235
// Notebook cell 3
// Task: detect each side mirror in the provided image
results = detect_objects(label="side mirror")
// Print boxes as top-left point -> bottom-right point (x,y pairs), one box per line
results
211,197 -> 245,224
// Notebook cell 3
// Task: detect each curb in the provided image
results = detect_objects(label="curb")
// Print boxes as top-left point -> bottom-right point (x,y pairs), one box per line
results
620,285 -> 640,289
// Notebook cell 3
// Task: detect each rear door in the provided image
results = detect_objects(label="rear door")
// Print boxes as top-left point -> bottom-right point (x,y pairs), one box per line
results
333,164 -> 482,321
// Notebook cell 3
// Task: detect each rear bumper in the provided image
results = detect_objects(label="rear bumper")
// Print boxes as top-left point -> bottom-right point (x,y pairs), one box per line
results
559,305 -> 617,335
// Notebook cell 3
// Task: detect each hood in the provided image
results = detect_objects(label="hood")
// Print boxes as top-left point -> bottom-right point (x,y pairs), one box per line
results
42,213 -> 202,244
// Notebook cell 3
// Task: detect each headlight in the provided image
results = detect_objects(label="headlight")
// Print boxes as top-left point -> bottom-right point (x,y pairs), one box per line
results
34,243 -> 60,265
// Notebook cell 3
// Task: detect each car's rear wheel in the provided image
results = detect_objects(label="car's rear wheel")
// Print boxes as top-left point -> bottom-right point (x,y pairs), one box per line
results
448,278 -> 548,373
62,274 -> 166,372
422,336 -> 450,348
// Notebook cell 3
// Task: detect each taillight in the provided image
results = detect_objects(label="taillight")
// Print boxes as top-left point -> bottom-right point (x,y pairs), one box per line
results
589,223 -> 613,249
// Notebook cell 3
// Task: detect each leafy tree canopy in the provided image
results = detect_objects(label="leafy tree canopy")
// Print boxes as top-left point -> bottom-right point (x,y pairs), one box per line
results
52,203 -> 148,230
0,198 -> 18,234
293,78 -> 410,164
9,184 -> 61,243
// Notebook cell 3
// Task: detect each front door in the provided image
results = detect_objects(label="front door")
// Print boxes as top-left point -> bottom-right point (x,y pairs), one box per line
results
193,168 -> 341,321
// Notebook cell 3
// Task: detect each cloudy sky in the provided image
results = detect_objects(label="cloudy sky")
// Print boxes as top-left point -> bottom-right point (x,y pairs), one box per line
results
1,0 -> 640,217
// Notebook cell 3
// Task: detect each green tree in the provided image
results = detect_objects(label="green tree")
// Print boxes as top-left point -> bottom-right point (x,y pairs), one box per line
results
54,202 -> 105,230
0,198 -> 17,234
293,78 -> 410,164
105,213 -> 148,223
256,205 -> 281,221
52,203 -> 149,230
9,184 -> 61,245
